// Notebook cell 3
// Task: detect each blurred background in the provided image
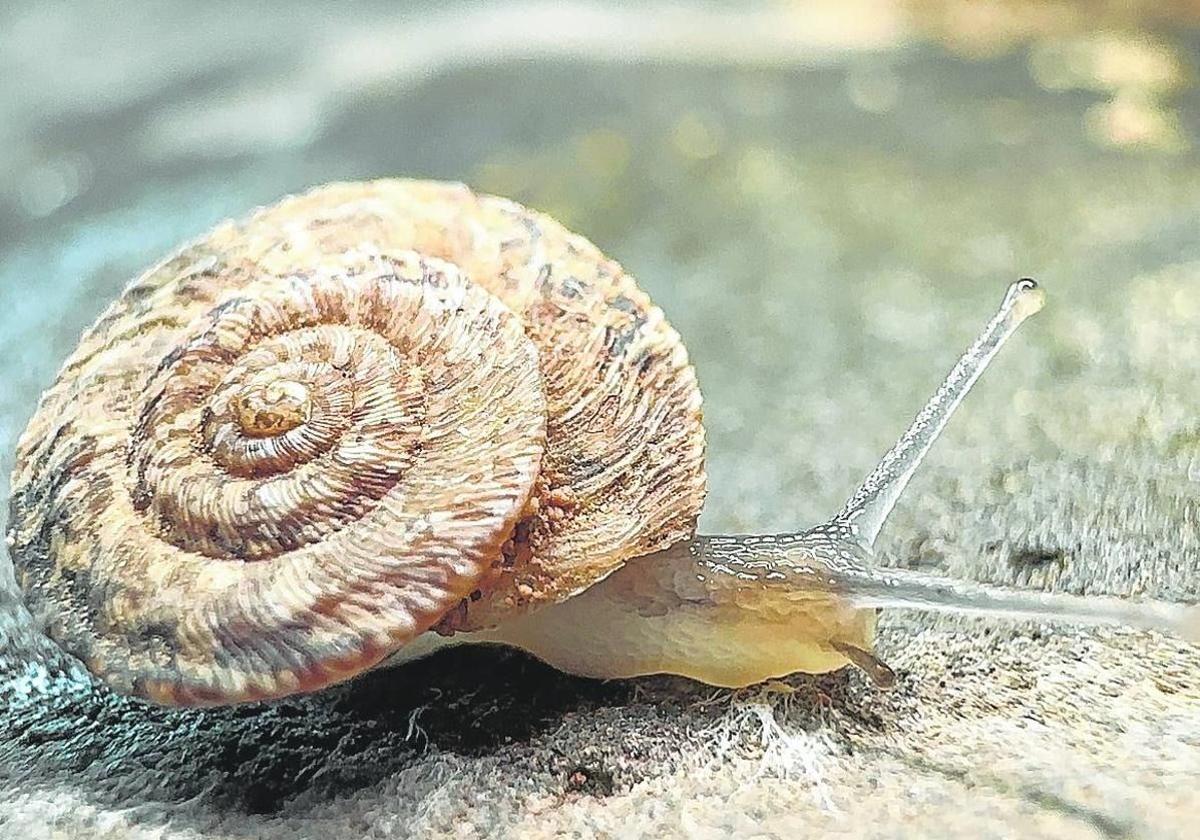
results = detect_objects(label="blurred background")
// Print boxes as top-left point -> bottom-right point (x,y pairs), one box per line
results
3,0 -> 1200,530
3,2 -> 1200,837
4,0 -> 1200,552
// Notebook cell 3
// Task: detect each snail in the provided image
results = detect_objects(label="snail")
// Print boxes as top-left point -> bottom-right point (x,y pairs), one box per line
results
8,179 -> 1198,707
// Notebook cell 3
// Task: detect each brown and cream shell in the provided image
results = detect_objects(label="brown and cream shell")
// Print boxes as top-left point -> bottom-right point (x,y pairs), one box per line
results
7,180 -> 707,705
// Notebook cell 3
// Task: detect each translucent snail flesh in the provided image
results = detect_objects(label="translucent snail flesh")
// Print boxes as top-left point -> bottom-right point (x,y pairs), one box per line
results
8,180 -> 1198,707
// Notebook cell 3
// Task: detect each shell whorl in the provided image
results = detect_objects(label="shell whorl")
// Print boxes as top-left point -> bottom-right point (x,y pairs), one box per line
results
8,180 -> 707,705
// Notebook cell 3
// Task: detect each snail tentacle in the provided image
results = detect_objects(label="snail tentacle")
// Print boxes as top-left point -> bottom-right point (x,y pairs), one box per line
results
678,279 -> 1197,668
836,278 -> 1045,547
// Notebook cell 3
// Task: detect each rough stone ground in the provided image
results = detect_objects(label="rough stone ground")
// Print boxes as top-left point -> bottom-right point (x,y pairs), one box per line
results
2,2 -> 1199,838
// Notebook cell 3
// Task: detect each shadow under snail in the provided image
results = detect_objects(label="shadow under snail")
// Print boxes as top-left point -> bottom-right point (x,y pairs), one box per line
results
8,180 -> 1198,707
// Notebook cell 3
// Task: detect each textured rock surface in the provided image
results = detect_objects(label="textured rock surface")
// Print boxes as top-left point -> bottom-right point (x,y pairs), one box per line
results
2,2 -> 1199,838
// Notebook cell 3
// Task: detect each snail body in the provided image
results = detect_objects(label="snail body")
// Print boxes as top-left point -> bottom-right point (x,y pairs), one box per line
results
396,536 -> 882,689
9,180 -> 1198,707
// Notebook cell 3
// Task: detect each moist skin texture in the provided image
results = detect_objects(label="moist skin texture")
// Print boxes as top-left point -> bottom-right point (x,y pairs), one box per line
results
388,541 -> 880,688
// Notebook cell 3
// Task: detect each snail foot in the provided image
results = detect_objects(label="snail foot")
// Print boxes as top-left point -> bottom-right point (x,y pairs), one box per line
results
830,641 -> 897,689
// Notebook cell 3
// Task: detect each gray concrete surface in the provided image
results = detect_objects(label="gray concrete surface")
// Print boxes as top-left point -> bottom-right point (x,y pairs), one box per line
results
2,2 -> 1199,837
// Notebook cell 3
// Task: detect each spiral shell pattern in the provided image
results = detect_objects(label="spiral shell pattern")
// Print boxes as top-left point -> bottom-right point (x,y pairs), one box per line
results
8,180 -> 707,705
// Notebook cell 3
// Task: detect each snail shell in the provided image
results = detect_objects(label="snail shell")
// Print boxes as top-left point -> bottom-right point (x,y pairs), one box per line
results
8,180 -> 707,705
